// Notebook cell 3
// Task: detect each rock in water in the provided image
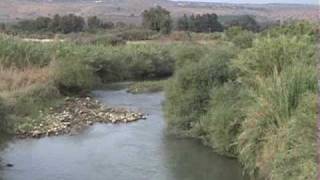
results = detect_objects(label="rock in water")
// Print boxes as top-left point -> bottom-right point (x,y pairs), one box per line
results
6,163 -> 14,167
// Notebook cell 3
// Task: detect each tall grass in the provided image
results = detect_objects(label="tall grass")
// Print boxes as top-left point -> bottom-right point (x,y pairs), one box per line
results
164,22 -> 317,179
0,33 -> 178,133
235,35 -> 317,179
165,44 -> 237,133
0,34 -> 53,68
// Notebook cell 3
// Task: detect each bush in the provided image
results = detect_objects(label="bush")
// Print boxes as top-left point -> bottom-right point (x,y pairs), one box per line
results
225,27 -> 255,48
0,98 -> 9,133
127,45 -> 175,79
200,82 -> 248,156
235,35 -> 317,178
127,80 -> 166,94
68,34 -> 126,46
223,15 -> 260,32
261,21 -> 316,39
164,23 -> 317,179
53,56 -> 98,94
13,83 -> 60,117
0,35 -> 53,68
165,45 -> 236,132
116,28 -> 157,41
172,44 -> 210,68
270,93 -> 317,180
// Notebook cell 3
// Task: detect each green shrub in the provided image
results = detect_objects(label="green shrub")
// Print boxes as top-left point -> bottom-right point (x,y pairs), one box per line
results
0,34 -> 53,68
261,21 -> 316,39
200,82 -> 248,156
225,27 -> 255,48
127,80 -> 166,94
0,98 -> 9,133
127,45 -> 175,79
165,45 -> 236,133
164,24 -> 317,180
53,57 -> 98,94
172,44 -> 209,68
233,35 -> 315,83
270,93 -> 317,180
116,28 -> 157,41
13,83 -> 60,117
69,34 -> 126,46
235,35 -> 316,178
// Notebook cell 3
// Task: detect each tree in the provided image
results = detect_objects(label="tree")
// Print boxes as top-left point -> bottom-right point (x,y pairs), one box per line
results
59,14 -> 85,33
34,17 -> 52,31
176,13 -> 223,33
87,16 -> 102,29
142,6 -> 172,34
177,14 -> 189,31
225,15 -> 259,32
49,14 -> 62,32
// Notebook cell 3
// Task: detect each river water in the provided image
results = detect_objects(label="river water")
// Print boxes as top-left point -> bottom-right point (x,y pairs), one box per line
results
0,88 -> 245,180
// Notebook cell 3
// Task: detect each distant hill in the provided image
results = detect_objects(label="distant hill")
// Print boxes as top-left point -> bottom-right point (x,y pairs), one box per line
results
0,0 -> 318,23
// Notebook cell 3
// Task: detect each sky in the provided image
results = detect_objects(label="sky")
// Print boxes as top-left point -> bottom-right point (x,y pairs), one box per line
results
172,0 -> 319,5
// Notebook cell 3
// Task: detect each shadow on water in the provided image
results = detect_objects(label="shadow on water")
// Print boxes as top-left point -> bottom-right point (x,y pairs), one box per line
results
162,136 -> 245,180
0,84 -> 246,180
0,133 -> 10,180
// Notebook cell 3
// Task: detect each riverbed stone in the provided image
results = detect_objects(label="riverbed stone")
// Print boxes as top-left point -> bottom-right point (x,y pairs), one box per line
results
16,97 -> 146,139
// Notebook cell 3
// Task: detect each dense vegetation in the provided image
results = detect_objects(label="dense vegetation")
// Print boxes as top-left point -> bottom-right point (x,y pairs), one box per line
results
0,33 -> 179,133
177,13 -> 224,33
0,5 -> 317,179
165,21 -> 317,180
142,6 -> 173,34
0,6 -> 264,38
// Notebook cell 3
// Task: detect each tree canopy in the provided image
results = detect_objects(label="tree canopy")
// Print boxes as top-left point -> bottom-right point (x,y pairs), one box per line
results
142,6 -> 173,34
177,13 -> 224,33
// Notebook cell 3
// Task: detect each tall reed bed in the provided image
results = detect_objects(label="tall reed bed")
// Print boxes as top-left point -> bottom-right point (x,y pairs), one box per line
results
165,22 -> 317,179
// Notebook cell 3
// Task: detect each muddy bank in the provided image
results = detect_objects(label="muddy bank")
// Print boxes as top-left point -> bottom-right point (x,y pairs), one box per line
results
16,97 -> 146,139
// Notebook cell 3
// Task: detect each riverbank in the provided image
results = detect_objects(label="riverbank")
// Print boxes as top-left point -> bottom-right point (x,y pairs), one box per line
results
15,96 -> 146,139
126,80 -> 166,94
164,22 -> 318,180
0,89 -> 246,180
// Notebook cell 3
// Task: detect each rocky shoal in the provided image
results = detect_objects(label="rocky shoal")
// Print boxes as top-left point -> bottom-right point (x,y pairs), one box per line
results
16,97 -> 146,138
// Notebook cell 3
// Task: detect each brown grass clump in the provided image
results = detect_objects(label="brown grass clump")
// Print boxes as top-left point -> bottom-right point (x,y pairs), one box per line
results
0,66 -> 51,98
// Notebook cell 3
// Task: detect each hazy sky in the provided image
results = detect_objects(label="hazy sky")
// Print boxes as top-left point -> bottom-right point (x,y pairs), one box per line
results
172,0 -> 319,4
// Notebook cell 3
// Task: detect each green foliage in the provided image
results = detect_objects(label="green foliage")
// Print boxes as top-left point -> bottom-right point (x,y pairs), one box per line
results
142,6 -> 173,34
87,16 -> 114,30
234,35 -> 315,82
171,44 -> 210,67
0,34 -> 53,68
164,22 -> 317,180
12,14 -> 85,34
87,16 -> 103,30
261,21 -> 316,39
127,80 -> 166,94
177,13 -> 224,33
270,93 -> 317,180
224,15 -> 259,32
165,45 -> 236,132
201,82 -> 248,156
235,35 -> 316,178
53,57 -> 97,94
69,34 -> 126,46
0,98 -> 9,133
115,28 -> 157,41
225,27 -> 255,48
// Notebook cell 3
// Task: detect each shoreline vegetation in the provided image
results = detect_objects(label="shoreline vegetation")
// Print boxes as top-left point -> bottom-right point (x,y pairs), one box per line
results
0,6 -> 318,180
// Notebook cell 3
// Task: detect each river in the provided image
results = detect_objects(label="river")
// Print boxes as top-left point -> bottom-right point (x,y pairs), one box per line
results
0,88 -> 245,180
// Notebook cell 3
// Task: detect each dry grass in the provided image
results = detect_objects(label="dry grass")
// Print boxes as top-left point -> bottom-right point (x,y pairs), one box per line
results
0,66 -> 51,98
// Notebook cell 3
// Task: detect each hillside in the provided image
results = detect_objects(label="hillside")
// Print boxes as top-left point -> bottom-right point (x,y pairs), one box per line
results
0,0 -> 318,23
